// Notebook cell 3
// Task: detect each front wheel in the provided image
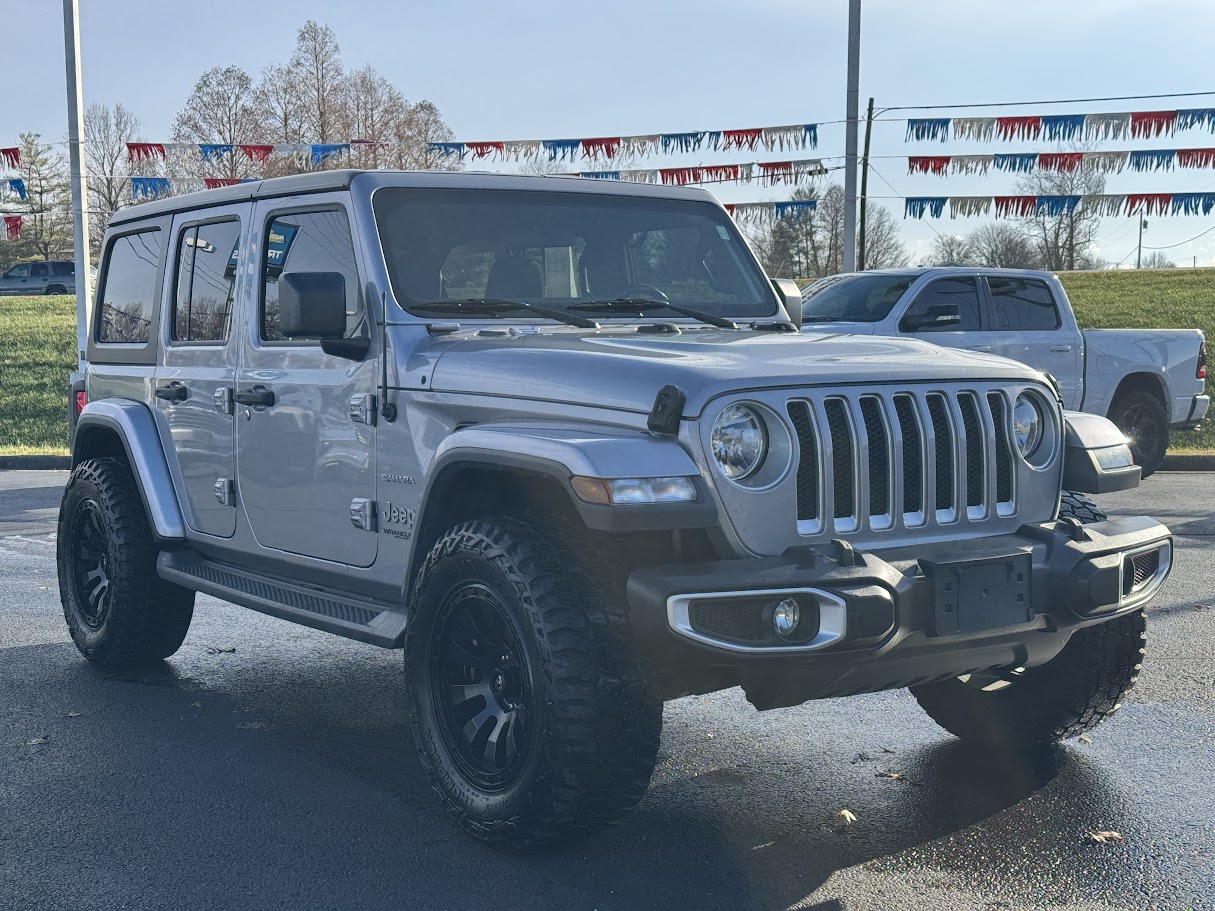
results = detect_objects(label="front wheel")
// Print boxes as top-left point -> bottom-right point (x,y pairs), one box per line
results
1110,389 -> 1168,478
404,518 -> 662,848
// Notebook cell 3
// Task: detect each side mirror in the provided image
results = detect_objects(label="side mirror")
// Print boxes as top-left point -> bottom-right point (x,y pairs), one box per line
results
902,304 -> 961,332
772,278 -> 803,329
279,271 -> 348,339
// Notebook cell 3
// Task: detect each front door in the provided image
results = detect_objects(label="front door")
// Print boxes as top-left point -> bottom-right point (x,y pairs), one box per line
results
153,207 -> 247,538
895,274 -> 993,355
235,196 -> 378,567
0,262 -> 33,294
984,275 -> 1083,409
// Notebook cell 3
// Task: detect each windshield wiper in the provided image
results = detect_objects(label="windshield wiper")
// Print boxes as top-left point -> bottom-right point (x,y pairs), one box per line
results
409,298 -> 600,329
569,298 -> 739,330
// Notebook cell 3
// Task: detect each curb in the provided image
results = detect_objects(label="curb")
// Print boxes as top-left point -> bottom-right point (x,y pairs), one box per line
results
0,456 -> 71,471
1160,454 -> 1215,471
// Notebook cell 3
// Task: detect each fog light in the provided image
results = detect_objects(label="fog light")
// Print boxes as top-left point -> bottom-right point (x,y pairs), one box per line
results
772,598 -> 801,639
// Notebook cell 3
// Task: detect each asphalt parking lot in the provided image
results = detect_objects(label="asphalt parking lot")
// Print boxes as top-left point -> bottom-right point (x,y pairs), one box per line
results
1,470 -> 1211,911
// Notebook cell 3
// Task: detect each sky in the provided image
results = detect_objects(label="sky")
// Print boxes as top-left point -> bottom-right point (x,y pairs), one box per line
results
8,0 -> 1215,267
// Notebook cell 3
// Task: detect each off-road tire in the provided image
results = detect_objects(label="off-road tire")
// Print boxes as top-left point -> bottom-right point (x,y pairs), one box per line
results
404,517 -> 662,849
1110,389 -> 1168,479
57,458 -> 194,665
910,487 -> 1144,748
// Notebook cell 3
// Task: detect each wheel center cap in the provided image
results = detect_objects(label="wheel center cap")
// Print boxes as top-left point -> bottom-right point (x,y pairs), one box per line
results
492,672 -> 506,694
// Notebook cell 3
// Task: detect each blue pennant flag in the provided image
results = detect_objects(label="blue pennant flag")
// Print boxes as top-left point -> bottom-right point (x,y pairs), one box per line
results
659,132 -> 705,154
6,178 -> 26,200
1041,114 -> 1085,142
579,171 -> 620,180
994,153 -> 1038,173
427,142 -> 466,158
542,139 -> 581,162
311,143 -> 349,167
198,143 -> 234,162
904,197 -> 946,219
1128,149 -> 1176,172
1170,192 -> 1215,216
131,177 -> 172,200
1177,109 -> 1215,132
905,119 -> 951,142
804,124 -> 819,149
775,200 -> 817,221
1035,195 -> 1081,217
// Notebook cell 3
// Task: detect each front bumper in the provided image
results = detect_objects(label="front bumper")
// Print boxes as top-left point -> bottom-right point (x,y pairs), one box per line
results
627,516 -> 1172,707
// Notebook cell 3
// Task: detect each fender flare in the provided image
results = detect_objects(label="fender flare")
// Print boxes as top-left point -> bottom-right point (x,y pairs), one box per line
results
74,400 -> 186,540
1061,410 -> 1140,495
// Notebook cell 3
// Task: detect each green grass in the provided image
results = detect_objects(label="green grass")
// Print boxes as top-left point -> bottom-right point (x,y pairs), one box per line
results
1059,268 -> 1214,452
0,295 -> 76,455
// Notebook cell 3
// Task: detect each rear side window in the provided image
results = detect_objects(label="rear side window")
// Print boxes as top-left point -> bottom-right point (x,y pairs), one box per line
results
97,230 -> 162,344
901,277 -> 982,331
988,277 -> 1061,331
261,209 -> 363,342
52,262 -> 74,276
173,219 -> 241,343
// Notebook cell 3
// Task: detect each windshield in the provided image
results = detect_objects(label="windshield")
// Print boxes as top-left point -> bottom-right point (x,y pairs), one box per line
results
800,273 -> 917,323
372,188 -> 777,321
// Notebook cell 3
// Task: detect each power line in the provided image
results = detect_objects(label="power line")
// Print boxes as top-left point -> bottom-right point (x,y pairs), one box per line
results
1142,222 -> 1215,250
880,89 -> 1215,113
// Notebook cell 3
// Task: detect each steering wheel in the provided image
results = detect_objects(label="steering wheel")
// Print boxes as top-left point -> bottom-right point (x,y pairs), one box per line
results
618,284 -> 669,302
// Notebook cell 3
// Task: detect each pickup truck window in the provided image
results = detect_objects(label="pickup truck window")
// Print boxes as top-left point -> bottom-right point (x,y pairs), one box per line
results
96,230 -> 161,344
987,277 -> 1061,331
800,274 -> 915,322
902,277 -> 982,331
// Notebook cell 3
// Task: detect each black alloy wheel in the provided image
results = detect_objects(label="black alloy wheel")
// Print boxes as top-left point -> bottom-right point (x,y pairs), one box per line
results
430,582 -> 536,791
68,498 -> 112,630
1112,390 -> 1168,478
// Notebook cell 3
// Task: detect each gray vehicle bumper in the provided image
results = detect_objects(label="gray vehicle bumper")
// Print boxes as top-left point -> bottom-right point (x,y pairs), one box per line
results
1176,393 -> 1209,430
627,516 -> 1171,707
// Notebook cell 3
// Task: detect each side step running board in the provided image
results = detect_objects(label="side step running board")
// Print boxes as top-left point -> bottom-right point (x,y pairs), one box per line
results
157,550 -> 407,648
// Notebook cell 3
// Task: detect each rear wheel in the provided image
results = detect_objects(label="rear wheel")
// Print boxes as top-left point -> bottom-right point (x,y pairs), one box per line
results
57,458 -> 194,666
404,517 -> 662,848
45,284 -> 67,295
1110,389 -> 1168,478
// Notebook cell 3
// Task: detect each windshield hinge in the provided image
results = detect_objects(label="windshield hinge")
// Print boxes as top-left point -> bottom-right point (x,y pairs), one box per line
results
648,385 -> 686,436
427,321 -> 462,335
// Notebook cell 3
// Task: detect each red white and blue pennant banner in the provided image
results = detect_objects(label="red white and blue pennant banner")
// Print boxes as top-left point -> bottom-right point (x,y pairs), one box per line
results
908,148 -> 1215,176
128,142 -> 358,168
2,214 -> 21,240
906,110 -> 1215,143
905,193 -> 1215,219
726,199 -> 818,225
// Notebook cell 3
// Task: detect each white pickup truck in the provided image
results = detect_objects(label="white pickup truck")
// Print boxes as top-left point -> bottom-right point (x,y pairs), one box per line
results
799,267 -> 1208,476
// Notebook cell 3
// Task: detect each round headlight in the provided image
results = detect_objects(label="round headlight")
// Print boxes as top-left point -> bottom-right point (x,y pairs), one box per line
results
1012,393 -> 1043,458
711,404 -> 768,481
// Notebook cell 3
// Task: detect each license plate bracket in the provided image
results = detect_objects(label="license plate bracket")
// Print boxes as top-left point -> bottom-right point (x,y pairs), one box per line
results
925,551 -> 1033,636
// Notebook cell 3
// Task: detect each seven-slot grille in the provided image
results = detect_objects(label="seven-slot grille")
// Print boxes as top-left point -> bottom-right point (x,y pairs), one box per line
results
786,390 -> 1018,534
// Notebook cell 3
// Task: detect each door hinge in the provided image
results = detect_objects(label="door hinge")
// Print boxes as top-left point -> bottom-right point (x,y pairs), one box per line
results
350,498 -> 377,531
213,387 -> 233,415
349,393 -> 377,426
213,478 -> 235,506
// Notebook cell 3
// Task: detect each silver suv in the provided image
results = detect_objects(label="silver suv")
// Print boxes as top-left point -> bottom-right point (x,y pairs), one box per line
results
60,170 -> 1172,848
0,259 -> 75,295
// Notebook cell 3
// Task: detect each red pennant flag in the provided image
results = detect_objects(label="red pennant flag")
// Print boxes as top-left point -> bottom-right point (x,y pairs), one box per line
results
1130,111 -> 1177,139
239,144 -> 275,163
1125,193 -> 1173,216
126,142 -> 166,163
1037,152 -> 1083,172
203,178 -> 241,189
701,164 -> 740,183
466,141 -> 505,160
0,148 -> 19,169
723,203 -> 736,215
994,196 -> 1037,218
580,137 -> 622,161
908,156 -> 951,175
2,215 -> 21,240
720,128 -> 763,151
659,167 -> 701,186
996,116 -> 1042,141
349,138 -> 389,148
1177,148 -> 1215,168
758,161 -> 794,184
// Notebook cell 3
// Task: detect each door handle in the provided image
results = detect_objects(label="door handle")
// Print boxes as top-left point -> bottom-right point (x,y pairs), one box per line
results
1049,344 -> 1073,352
154,382 -> 188,402
234,385 -> 275,407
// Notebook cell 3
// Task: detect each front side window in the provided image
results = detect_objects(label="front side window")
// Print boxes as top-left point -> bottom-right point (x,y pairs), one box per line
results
988,277 -> 1061,331
96,230 -> 161,344
261,209 -> 363,341
5,263 -> 30,278
173,219 -> 241,343
800,274 -> 916,323
372,188 -> 775,319
902,277 -> 982,332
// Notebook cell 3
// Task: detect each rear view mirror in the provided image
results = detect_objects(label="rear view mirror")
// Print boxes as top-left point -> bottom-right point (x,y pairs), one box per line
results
771,278 -> 803,329
279,272 -> 347,339
902,304 -> 961,332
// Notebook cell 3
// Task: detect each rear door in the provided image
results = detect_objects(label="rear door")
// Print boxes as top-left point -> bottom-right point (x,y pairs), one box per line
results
984,275 -> 1082,407
29,262 -> 50,294
895,275 -> 993,354
153,206 -> 248,538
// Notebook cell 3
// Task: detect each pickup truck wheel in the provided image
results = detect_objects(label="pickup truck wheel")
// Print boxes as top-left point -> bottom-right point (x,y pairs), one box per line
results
1110,389 -> 1168,478
404,517 -> 662,848
56,458 -> 194,666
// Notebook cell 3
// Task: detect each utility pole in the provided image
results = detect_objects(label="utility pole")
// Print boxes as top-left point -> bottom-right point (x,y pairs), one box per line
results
1136,210 -> 1146,269
841,0 -> 862,273
63,0 -> 92,369
856,96 -> 875,271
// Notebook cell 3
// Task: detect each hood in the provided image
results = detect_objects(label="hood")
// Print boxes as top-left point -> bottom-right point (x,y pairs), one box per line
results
427,327 -> 1045,416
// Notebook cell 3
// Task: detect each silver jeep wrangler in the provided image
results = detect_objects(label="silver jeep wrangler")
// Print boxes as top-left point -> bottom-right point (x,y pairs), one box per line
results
60,170 -> 1172,847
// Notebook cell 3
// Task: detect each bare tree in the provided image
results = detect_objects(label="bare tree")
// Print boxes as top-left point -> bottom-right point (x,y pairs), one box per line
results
1016,158 -> 1104,271
84,103 -> 140,254
341,66 -> 409,170
172,65 -> 261,180
393,100 -> 460,170
860,202 -> 908,270
253,63 -> 306,144
12,133 -> 72,261
291,21 -> 344,143
923,233 -> 974,267
1140,250 -> 1176,269
968,223 -> 1041,269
